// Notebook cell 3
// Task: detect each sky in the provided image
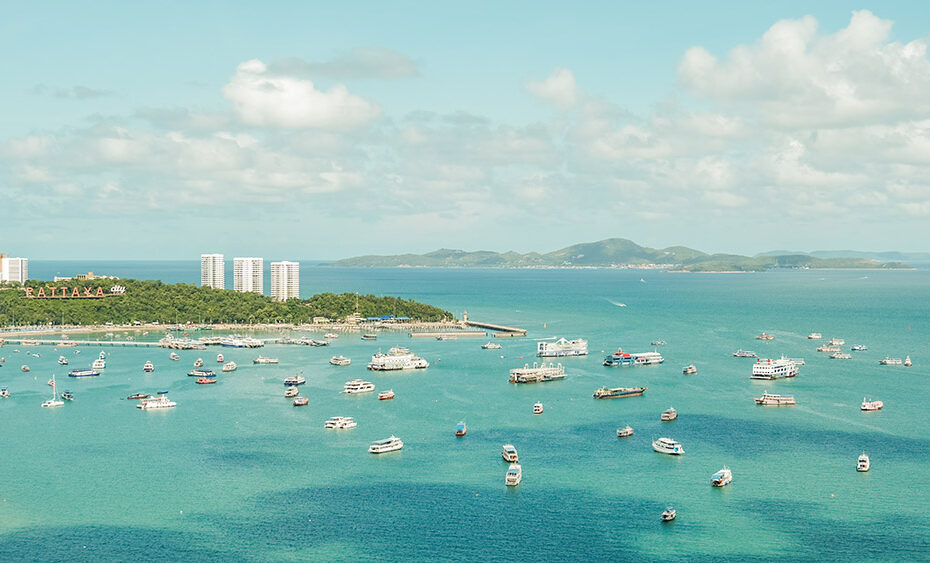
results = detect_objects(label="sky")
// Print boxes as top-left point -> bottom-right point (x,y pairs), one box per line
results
3,1 -> 930,260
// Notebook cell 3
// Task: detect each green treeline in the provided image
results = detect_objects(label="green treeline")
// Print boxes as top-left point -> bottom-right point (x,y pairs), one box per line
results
0,279 -> 453,326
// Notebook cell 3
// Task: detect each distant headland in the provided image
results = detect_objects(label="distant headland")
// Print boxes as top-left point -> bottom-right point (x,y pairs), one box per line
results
329,238 -> 915,272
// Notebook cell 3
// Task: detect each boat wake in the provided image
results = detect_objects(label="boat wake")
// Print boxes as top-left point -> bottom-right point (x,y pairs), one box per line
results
606,299 -> 627,307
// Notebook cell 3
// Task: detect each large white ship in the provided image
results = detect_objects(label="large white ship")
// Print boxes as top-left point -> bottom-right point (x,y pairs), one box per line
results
367,347 -> 429,371
537,338 -> 588,357
603,348 -> 664,367
508,363 -> 566,384
750,357 -> 799,380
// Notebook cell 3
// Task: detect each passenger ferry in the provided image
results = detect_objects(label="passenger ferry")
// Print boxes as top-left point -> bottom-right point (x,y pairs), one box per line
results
143,361 -> 154,373
751,357 -> 799,379
652,437 -> 684,455
861,398 -> 883,411
532,402 -> 544,415
283,375 -> 306,386
509,362 -> 566,384
807,332 -> 822,339
754,391 -> 796,406
222,361 -> 237,372
616,425 -> 634,438
682,364 -> 697,374
481,341 -> 502,349
537,337 -> 588,357
756,332 -> 774,340
68,369 -> 100,378
592,386 -> 647,399
455,421 -> 467,436
369,435 -> 403,454
857,453 -> 870,472
879,357 -> 903,365
342,379 -> 375,394
187,369 -> 215,377
378,389 -> 395,400
501,444 -> 519,462
253,356 -> 279,364
92,358 -> 106,370
505,464 -> 522,486
58,356 -> 68,366
324,416 -> 357,429
660,407 -> 678,421
136,395 -> 176,410
732,349 -> 757,358
711,467 -> 732,487
367,349 -> 428,371
602,348 -> 664,366
329,355 -> 351,366
293,396 -> 309,407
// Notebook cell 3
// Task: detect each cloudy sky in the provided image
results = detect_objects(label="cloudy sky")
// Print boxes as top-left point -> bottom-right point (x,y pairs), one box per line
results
4,2 -> 930,259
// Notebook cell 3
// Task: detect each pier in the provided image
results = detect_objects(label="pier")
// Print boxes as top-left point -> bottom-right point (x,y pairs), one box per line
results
2,338 -> 161,348
464,320 -> 526,337
409,331 -> 487,338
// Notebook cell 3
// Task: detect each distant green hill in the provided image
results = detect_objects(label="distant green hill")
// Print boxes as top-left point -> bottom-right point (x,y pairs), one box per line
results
331,238 -> 913,271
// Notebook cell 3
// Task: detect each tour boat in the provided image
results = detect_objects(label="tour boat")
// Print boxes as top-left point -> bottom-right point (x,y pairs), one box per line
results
169,352 -> 180,361
253,356 -> 279,364
652,437 -> 684,455
61,390 -> 74,401
193,358 -> 204,368
505,463 -> 522,486
283,375 -> 306,386
367,349 -> 428,371
222,361 -> 237,372
329,355 -> 351,366
502,444 -> 519,463
754,391 -> 796,406
857,453 -> 870,472
127,393 -> 150,400
324,416 -> 357,429
660,407 -> 678,421
682,364 -> 697,374
361,334 -> 378,341
593,386 -> 647,399
533,402 -> 544,415
58,356 -> 68,365
661,508 -> 677,522
732,349 -> 757,358
143,361 -> 154,373
92,358 -> 106,370
369,435 -> 403,454
293,396 -> 309,407
284,386 -> 299,398
481,341 -> 502,349
861,398 -> 883,411
756,332 -> 774,340
828,338 -> 845,346
455,421 -> 467,436
68,369 -> 100,378
378,389 -> 395,400
187,369 -> 214,377
851,344 -> 868,351
711,467 -> 733,487
216,354 -> 224,363
751,357 -> 799,379
616,425 -> 634,438
42,374 -> 64,408
342,379 -> 375,394
196,377 -> 216,384
137,395 -> 176,410
879,357 -> 902,365
807,333 -> 822,340
509,363 -> 566,384
537,337 -> 588,357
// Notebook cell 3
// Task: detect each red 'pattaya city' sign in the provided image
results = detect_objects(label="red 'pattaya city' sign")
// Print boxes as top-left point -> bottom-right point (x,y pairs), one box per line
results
24,286 -> 122,298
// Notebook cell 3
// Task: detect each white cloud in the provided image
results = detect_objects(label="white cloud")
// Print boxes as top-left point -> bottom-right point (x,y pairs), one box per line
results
525,68 -> 579,109
222,59 -> 381,129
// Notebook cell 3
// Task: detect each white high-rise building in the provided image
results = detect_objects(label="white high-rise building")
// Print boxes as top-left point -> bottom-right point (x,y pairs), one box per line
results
0,254 -> 28,283
233,257 -> 263,294
270,261 -> 299,301
200,254 -> 224,289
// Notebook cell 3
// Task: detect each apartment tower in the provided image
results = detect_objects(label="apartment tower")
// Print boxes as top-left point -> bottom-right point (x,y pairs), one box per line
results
200,254 -> 224,289
233,257 -> 263,294
270,261 -> 299,301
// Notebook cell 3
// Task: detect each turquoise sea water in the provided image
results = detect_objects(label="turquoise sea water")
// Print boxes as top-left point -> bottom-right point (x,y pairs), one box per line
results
2,265 -> 930,561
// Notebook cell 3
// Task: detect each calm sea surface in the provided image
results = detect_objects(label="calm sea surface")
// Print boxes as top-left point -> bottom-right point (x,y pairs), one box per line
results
2,263 -> 930,561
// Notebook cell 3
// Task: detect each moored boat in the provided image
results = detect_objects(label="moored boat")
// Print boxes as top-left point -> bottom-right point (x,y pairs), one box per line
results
660,407 -> 678,421
807,332 -> 822,339
41,374 -> 64,408
324,333 -> 339,339
751,357 -> 799,380
828,338 -> 845,346
652,437 -> 684,455
369,435 -> 403,454
593,386 -> 647,399
455,421 -> 467,436
532,402 -> 544,415
905,355 -> 912,367
829,352 -> 852,359
361,334 -> 378,341
253,356 -> 279,364
502,444 -> 519,462
169,352 -> 180,361
196,377 -> 217,384
754,391 -> 796,406
616,425 -> 634,438
505,463 -> 522,486
283,375 -> 306,386
58,356 -> 68,365
857,453 -> 870,472
127,392 -> 150,400
193,358 -> 204,368
21,365 -> 29,372
68,369 -> 100,378
216,353 -> 224,363
143,361 -> 155,373
136,395 -> 176,410
509,362 -> 566,383
188,369 -> 215,377
378,389 -> 395,400
481,341 -> 502,349
851,344 -> 868,351
324,416 -> 357,429
0,387 -> 10,398
284,386 -> 299,398
711,466 -> 732,487
879,357 -> 902,365
329,355 -> 351,366
92,358 -> 106,370
61,390 -> 74,401
293,396 -> 309,406
222,361 -> 237,372
756,332 -> 774,340
732,349 -> 757,358
342,379 -> 375,394
861,398 -> 883,411
537,337 -> 587,357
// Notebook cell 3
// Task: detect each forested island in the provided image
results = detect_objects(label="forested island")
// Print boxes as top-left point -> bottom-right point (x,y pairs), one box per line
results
0,279 -> 453,326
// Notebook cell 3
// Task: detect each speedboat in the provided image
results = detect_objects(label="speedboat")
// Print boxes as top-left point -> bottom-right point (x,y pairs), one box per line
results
143,361 -> 154,373
851,344 -> 868,351
58,356 -> 68,365
193,358 -> 204,368
92,358 -> 106,370
905,355 -> 912,367
283,375 -> 306,386
455,421 -> 467,437
807,332 -> 822,339
617,425 -> 634,438
169,352 -> 180,361
481,341 -> 502,349
652,437 -> 684,455
61,390 -> 74,401
329,355 -> 351,366
222,361 -> 237,372
857,453 -> 870,472
711,466 -> 732,487
651,340 -> 667,346
378,389 -> 395,400
21,365 -> 30,372
661,508 -> 676,522
369,435 -> 403,454
756,332 -> 774,340
660,407 -> 678,421
682,364 -> 697,374
293,396 -> 309,407
533,402 -> 543,415
0,387 -> 10,399
861,398 -> 883,411
502,444 -> 519,462
196,377 -> 217,384
127,393 -> 150,400
505,463 -> 522,486
284,386 -> 299,398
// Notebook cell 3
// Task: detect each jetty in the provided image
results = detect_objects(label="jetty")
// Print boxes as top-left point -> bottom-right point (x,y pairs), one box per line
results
409,331 -> 487,338
464,320 -> 526,337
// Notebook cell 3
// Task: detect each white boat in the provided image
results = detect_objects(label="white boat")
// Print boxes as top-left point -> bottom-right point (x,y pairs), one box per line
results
0,387 -> 10,399
905,355 -> 912,367
828,338 -> 845,346
324,333 -> 339,339
284,386 -> 299,398
533,402 -> 543,415
169,352 -> 180,361
857,453 -> 870,472
92,358 -> 106,370
682,364 -> 697,375
342,379 -> 375,394
536,337 -> 588,357
879,357 -> 902,365
222,361 -> 237,372
861,398 -> 883,411
481,341 -> 502,349
41,374 -> 64,408
98,351 -> 107,360
652,437 -> 684,455
136,395 -> 176,410
216,353 -> 224,363
751,357 -> 798,379
253,356 -> 279,364
788,358 -> 805,366
324,416 -> 357,429
830,352 -> 852,359
756,332 -> 774,340
602,348 -> 664,366
283,375 -> 306,386
807,333 -> 822,339
754,391 -> 796,406
329,355 -> 351,366
505,463 -> 522,486
367,349 -> 428,371
617,426 -> 634,438
817,345 -> 841,353
509,362 -> 566,384
369,435 -> 403,454
711,466 -> 732,487
378,389 -> 395,400
193,358 -> 204,368
143,361 -> 154,373
502,444 -> 519,462
732,349 -> 757,358
661,508 -> 676,522
58,356 -> 68,366
660,407 -> 677,421
851,345 -> 868,351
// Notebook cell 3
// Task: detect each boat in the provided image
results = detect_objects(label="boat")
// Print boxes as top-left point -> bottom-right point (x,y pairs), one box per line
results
0,387 -> 10,399
536,337 -> 588,357
732,349 -> 757,358
616,426 -> 634,438
61,390 -> 74,401
509,362 -> 566,383
21,365 -> 30,372
137,395 -> 177,410
754,391 -> 796,406
196,377 -> 217,384
828,338 -> 845,346
593,386 -> 647,399
711,467 -> 732,487
293,396 -> 309,407
857,453 -> 870,472
851,344 -> 868,351
455,421 -> 467,436
369,435 -> 403,454
361,334 -> 378,341
808,333 -> 822,339
98,351 -> 107,360
879,357 -> 903,365
652,437 -> 684,455
127,393 -> 150,400
505,463 -> 522,486
682,364 -> 697,374
41,374 -> 64,408
253,356 -> 279,364
436,334 -> 458,341
284,386 -> 299,398
532,402 -> 543,415
342,379 -> 375,394
905,355 -> 912,367
216,353 -> 224,363
861,398 -> 883,411
92,358 -> 106,370
169,352 -> 180,361
284,375 -> 306,386
378,389 -> 395,400
47,378 -> 55,387
661,508 -> 677,522
788,358 -> 806,366
68,369 -> 100,378
324,416 -> 357,429
329,355 -> 352,366
660,407 -> 678,421
58,356 -> 68,366
187,369 -> 215,377
756,332 -> 774,340
143,361 -> 154,373
829,352 -> 852,359
481,342 -> 502,349
751,357 -> 799,379
324,333 -> 339,339
193,358 -> 204,368
817,345 -> 841,353
650,340 -> 667,346
367,349 -> 428,371
502,444 -> 519,462
222,361 -> 237,372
